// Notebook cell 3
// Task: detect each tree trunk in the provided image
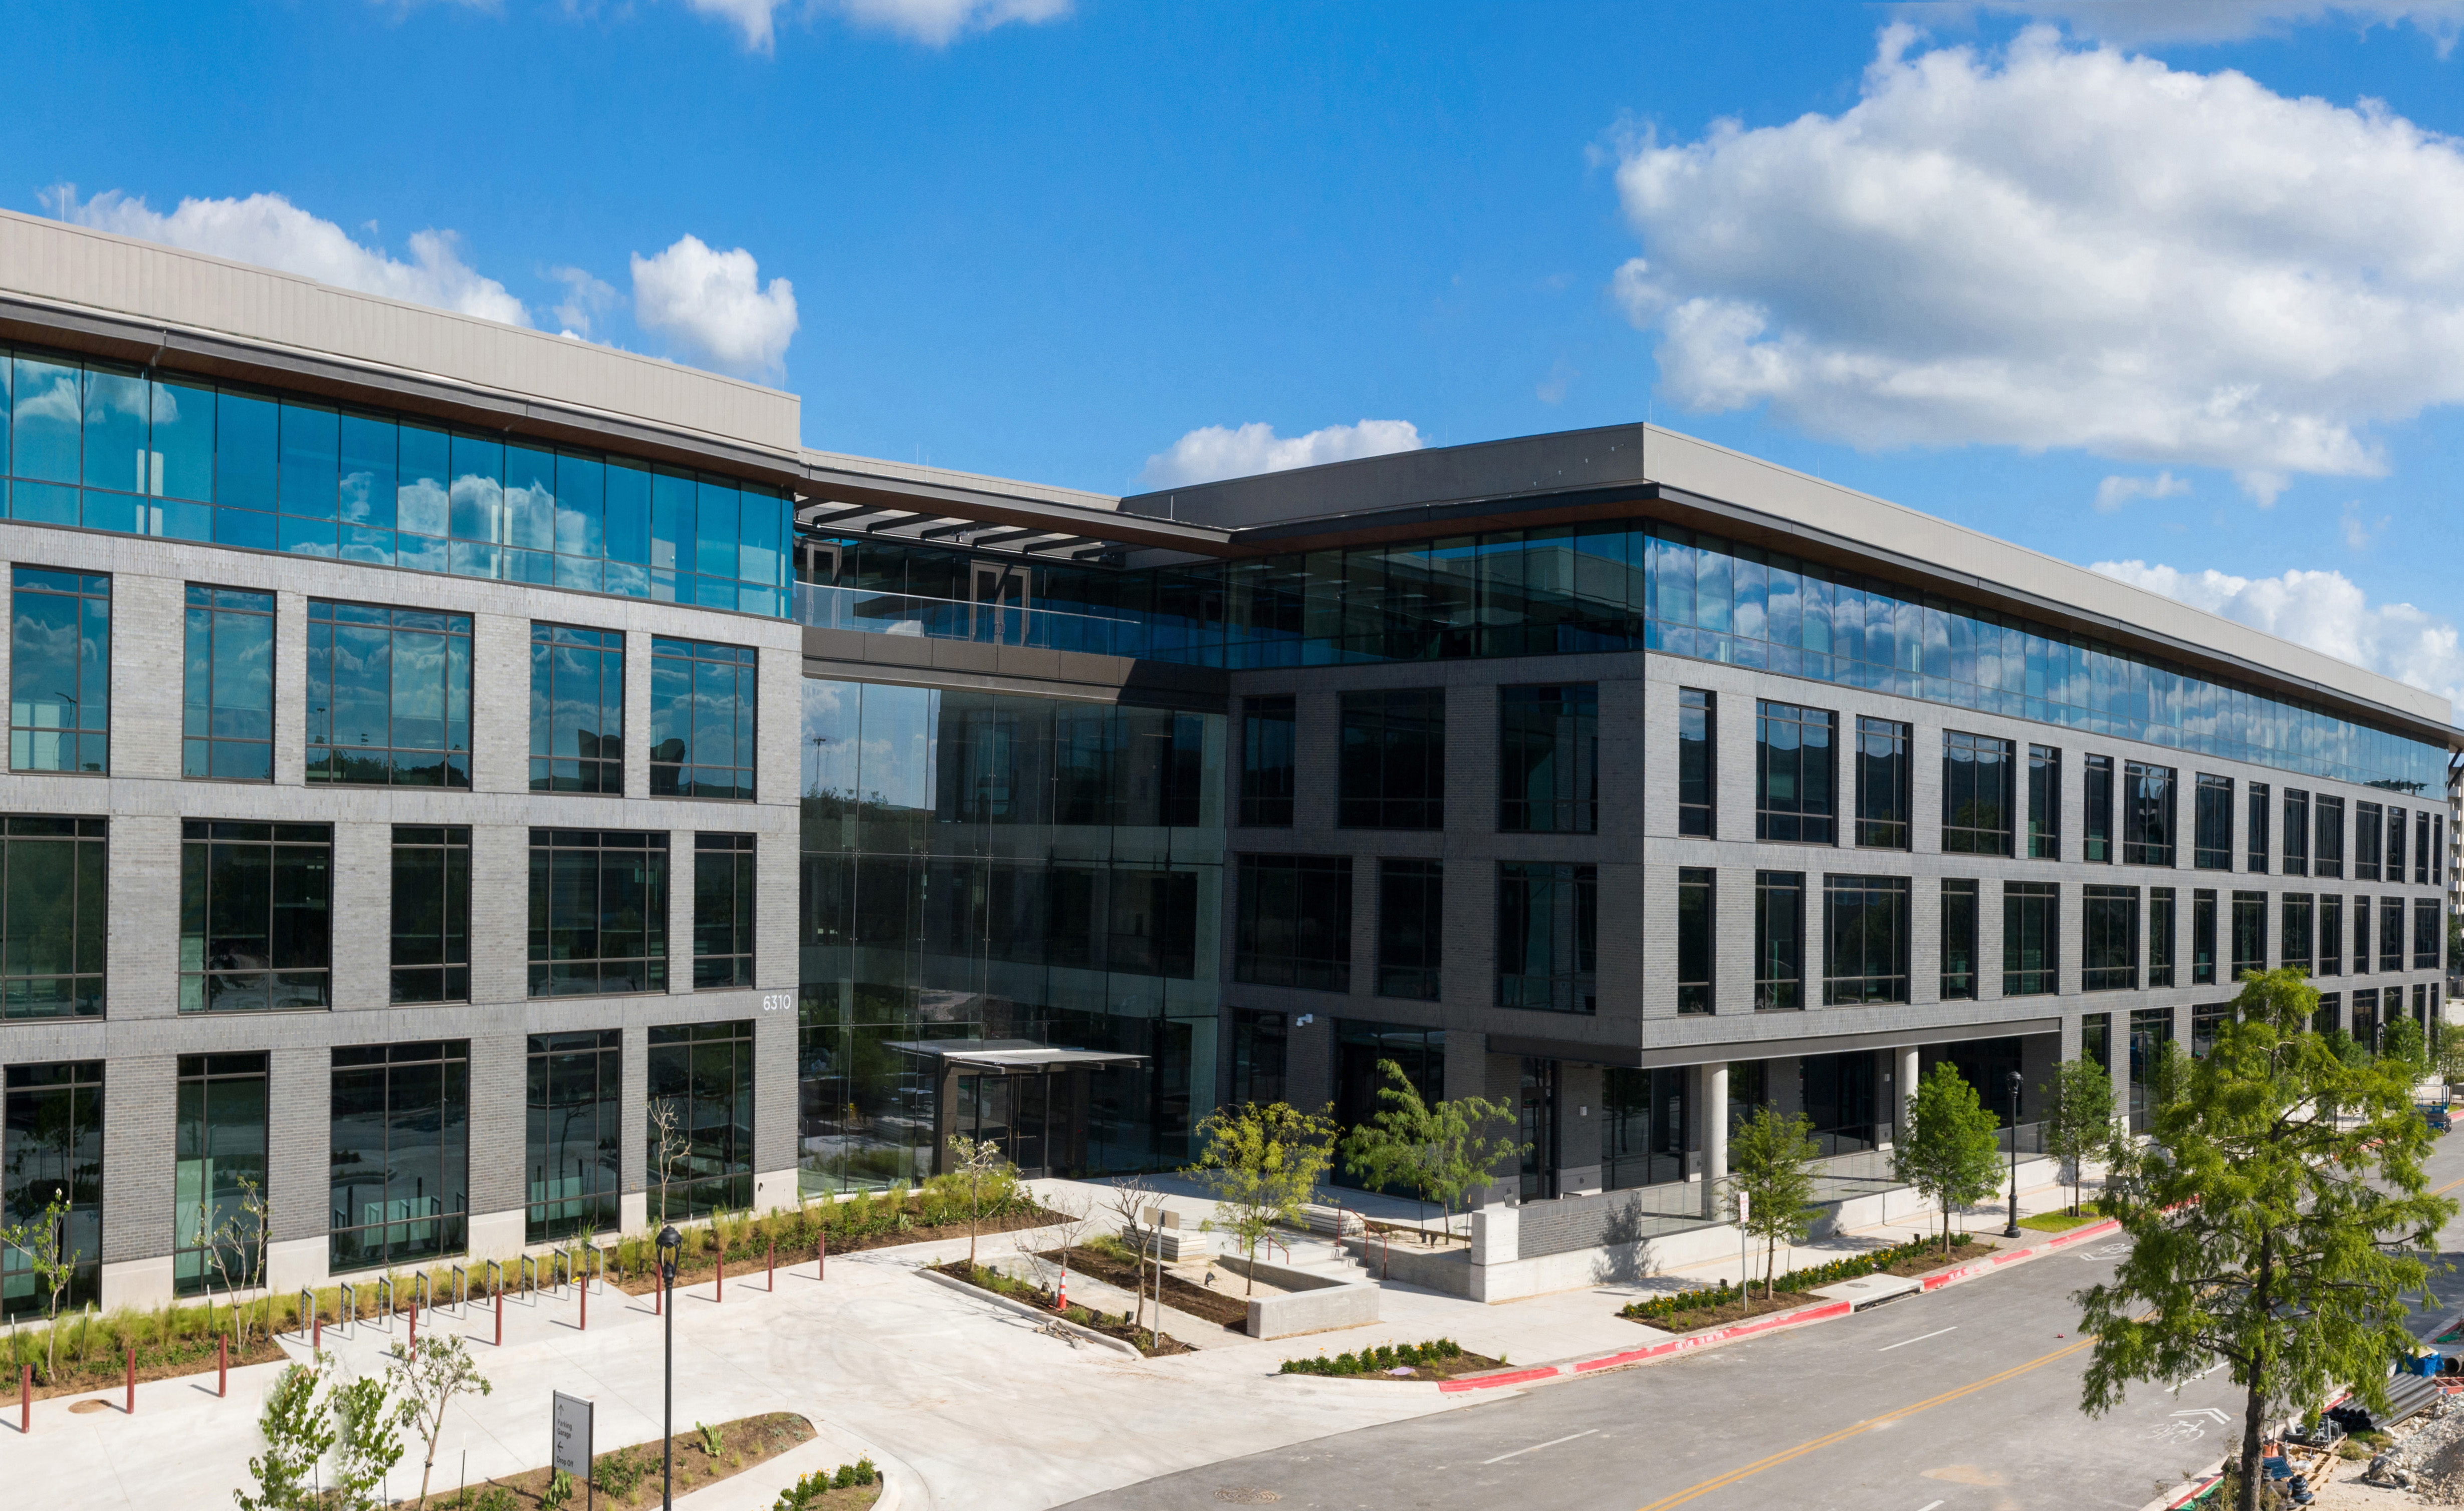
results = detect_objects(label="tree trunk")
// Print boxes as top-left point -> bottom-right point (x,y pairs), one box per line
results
2238,1231 -> 2275,1511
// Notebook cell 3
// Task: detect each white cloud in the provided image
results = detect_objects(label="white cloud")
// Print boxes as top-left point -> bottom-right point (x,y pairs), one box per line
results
549,265 -> 618,339
2341,499 -> 2393,551
683,0 -> 789,51
2095,558 -> 2464,705
1610,27 -> 2464,489
836,0 -> 1070,46
629,234 -> 799,380
1942,1 -> 2464,51
2093,470 -> 2191,514
1137,420 -> 1424,489
55,185 -> 528,326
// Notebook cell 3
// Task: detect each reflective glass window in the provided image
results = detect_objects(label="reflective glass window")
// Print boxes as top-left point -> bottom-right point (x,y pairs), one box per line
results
1824,874 -> 1910,1004
1240,694 -> 1295,827
1338,687 -> 1444,830
2149,887 -> 2176,987
173,1052 -> 268,1296
2,1061 -> 103,1320
650,637 -> 757,800
2194,775 -> 2233,871
646,1021 -> 754,1221
1677,688 -> 1715,837
531,623 -> 624,794
527,1030 -> 621,1244
1235,854 -> 1351,992
306,600 -> 473,787
1499,683 -> 1597,833
1854,717 -> 1911,850
1755,700 -> 1835,844
178,820 -> 333,1013
2233,889 -> 2269,978
694,833 -> 757,989
2003,881 -> 2058,995
2027,745 -> 2060,859
11,567 -> 110,774
1942,731 -> 2014,855
183,585 -> 275,781
1499,861 -> 1597,1015
0,815 -> 106,1019
328,1040 -> 469,1273
2083,885 -> 2139,991
1376,858 -> 1442,1001
1754,870 -> 1803,1010
1941,877 -> 1978,1000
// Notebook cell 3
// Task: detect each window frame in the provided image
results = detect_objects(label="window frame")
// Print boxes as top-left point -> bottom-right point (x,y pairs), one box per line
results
1755,700 -> 1837,845
1753,870 -> 1804,1011
389,824 -> 471,1004
526,828 -> 672,998
1941,730 -> 2017,856
1239,694 -> 1296,828
2122,762 -> 2176,867
1337,686 -> 1446,831
2082,884 -> 2139,992
1234,853 -> 1353,993
1676,688 -> 1715,838
2027,744 -> 2060,859
648,636 -> 758,801
2002,880 -> 2059,996
1822,873 -> 1911,1004
1375,857 -> 1443,1001
10,567 -> 112,776
2193,774 -> 2232,871
530,622 -> 625,796
305,599 -> 473,788
692,832 -> 757,990
178,820 -> 334,1013
1499,683 -> 1598,834
182,584 -> 276,783
1940,877 -> 1978,1001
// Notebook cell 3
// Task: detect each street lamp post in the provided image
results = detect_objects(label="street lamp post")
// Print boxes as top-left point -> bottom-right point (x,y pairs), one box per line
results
2003,1070 -> 2023,1238
657,1224 -> 681,1509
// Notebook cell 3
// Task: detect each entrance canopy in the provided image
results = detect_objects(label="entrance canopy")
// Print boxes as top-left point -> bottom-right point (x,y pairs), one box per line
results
887,1038 -> 1148,1074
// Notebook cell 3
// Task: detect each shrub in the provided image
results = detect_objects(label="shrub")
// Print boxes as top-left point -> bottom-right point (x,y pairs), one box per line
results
1616,1235 -> 1966,1322
1279,1338 -> 1463,1376
595,1445 -> 646,1497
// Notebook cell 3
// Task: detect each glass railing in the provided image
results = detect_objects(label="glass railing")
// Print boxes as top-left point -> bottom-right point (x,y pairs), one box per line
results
794,581 -> 1157,658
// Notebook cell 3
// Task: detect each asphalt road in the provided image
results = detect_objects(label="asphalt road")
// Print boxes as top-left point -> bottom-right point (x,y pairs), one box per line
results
1061,1141 -> 2464,1511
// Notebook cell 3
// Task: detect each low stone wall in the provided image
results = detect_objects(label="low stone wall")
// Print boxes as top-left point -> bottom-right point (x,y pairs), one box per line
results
1217,1254 -> 1380,1339
1342,1237 -> 1473,1297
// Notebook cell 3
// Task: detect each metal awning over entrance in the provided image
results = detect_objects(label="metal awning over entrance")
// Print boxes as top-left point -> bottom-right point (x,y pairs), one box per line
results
891,1039 -> 1149,1178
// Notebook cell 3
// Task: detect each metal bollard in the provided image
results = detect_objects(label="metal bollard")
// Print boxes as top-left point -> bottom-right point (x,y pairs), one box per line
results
407,1301 -> 417,1360
124,1344 -> 134,1414
494,1288 -> 503,1348
768,1238 -> 776,1293
579,1269 -> 587,1332
218,1335 -> 228,1397
717,1251 -> 724,1302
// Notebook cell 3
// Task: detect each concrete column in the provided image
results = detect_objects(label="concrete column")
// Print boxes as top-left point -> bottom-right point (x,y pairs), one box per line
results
1700,1061 -> 1728,1220
1898,1046 -> 1920,1136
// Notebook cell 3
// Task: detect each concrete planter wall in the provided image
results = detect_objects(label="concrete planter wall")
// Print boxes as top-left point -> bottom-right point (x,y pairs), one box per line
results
1218,1253 -> 1380,1340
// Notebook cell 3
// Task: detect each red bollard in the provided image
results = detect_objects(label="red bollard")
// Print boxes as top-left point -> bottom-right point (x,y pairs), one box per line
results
20,1362 -> 29,1434
313,1308 -> 322,1354
218,1335 -> 228,1397
407,1301 -> 417,1360
717,1252 -> 724,1303
768,1238 -> 776,1293
494,1288 -> 504,1348
819,1230 -> 827,1282
124,1344 -> 134,1414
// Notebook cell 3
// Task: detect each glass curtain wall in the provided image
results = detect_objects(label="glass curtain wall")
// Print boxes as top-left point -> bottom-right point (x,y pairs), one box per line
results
797,678 -> 1224,1188
0,815 -> 106,1019
527,1030 -> 621,1243
173,1053 -> 267,1296
2,1061 -> 102,1320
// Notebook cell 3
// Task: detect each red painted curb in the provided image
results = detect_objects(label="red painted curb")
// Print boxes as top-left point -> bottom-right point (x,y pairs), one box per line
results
1919,1217 -> 2120,1292
1436,1365 -> 1560,1393
1437,1298 -> 1858,1391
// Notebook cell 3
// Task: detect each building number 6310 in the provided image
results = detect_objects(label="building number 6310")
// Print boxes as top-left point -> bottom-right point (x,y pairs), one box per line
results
761,992 -> 795,1013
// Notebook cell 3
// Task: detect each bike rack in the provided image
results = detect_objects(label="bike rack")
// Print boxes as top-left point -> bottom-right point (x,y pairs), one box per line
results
519,1253 -> 539,1301
337,1282 -> 356,1336
450,1264 -> 469,1314
414,1272 -> 431,1313
375,1277 -> 395,1331
551,1249 -> 572,1294
297,1287 -> 315,1339
484,1259 -> 502,1301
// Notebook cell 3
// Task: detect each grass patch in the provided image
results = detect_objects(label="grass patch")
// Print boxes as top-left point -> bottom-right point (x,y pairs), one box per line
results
2017,1210 -> 2103,1233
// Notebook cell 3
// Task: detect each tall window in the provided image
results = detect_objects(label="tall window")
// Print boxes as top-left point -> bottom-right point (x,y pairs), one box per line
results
647,1021 -> 754,1221
2319,891 -> 2343,976
1755,701 -> 1836,844
1600,1067 -> 1689,1191
2315,796 -> 2345,878
2355,897 -> 2371,974
2417,811 -> 2433,885
179,821 -> 332,1013
2,1061 -> 102,1320
2192,888 -> 2217,984
1754,871 -> 1804,1010
2392,807 -> 2412,882
1229,1010 -> 1287,1108
2380,896 -> 2405,972
329,1040 -> 470,1273
1499,684 -> 1597,833
306,600 -> 472,786
1942,731 -> 2015,855
2283,790 -> 2310,875
2231,890 -> 2268,978
2247,783 -> 2271,872
11,567 -> 110,774
2003,881 -> 2058,996
0,815 -> 105,1019
528,829 -> 670,996
1823,874 -> 1910,1004
2149,887 -> 2176,987
173,1053 -> 267,1296
1498,862 -> 1598,1014
1338,688 -> 1445,829
2417,898 -> 2440,970
2193,775 -> 2233,870
2283,894 -> 2314,974
531,624 -> 624,794
1376,858 -> 1442,1000
1239,695 -> 1296,827
2083,1013 -> 2111,1074
1677,688 -> 1715,837
2083,885 -> 2139,991
693,833 -> 756,989
1676,867 -> 1713,1014
2129,1009 -> 2172,1133
1234,854 -> 1352,992
390,825 -> 470,1003
2356,801 -> 2383,881
2083,754 -> 2114,862
2123,763 -> 2176,867
527,1030 -> 620,1244
649,637 -> 757,799
183,586 -> 274,781
1853,717 -> 1911,849
2027,745 -> 2060,859
1940,878 -> 1978,1000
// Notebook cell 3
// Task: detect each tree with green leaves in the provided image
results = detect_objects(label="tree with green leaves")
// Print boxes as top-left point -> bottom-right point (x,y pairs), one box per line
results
387,1334 -> 492,1509
0,1193 -> 80,1380
944,1133 -> 1014,1269
1338,1061 -> 1526,1242
2079,965 -> 2455,1511
1728,1107 -> 1821,1299
1419,1090 -> 1526,1241
1185,1101 -> 1338,1295
234,1361 -> 335,1511
2043,1057 -> 2118,1215
1893,1063 -> 2003,1253
2383,1014 -> 2427,1073
325,1371 -> 406,1511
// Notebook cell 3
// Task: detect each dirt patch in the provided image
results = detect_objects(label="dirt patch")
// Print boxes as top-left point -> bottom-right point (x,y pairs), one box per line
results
457,1412 -> 853,1508
1031,1246 -> 1254,1330
929,1262 -> 1196,1357
1624,1290 -> 1826,1334
1879,1238 -> 1997,1278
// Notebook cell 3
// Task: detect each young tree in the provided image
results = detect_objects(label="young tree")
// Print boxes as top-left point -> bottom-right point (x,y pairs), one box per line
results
1185,1101 -> 1338,1295
648,1098 -> 688,1228
2042,1058 -> 2118,1215
945,1133 -> 1014,1269
1419,1089 -> 1527,1243
1892,1063 -> 2003,1253
0,1193 -> 81,1380
386,1334 -> 493,1508
2382,1015 -> 2427,1074
1728,1107 -> 1821,1299
1099,1174 -> 1162,1344
2079,966 -> 2455,1511
195,1173 -> 274,1349
325,1371 -> 406,1511
235,1361 -> 335,1511
1338,1062 -> 1437,1229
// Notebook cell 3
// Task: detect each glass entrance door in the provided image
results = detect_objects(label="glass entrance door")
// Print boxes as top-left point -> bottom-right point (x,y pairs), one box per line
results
1518,1058 -> 1557,1201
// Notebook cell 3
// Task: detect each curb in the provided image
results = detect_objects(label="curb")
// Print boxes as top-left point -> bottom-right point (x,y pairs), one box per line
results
1917,1217 -> 2121,1292
913,1266 -> 1145,1359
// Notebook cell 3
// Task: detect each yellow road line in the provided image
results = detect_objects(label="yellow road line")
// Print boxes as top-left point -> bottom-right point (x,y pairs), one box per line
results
1634,1335 -> 2100,1511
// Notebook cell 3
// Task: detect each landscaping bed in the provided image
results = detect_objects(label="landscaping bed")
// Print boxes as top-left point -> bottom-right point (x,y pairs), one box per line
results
7,1310 -> 292,1402
1033,1240 -> 1253,1330
600,1196 -> 1065,1297
930,1261 -> 1195,1357
445,1412 -> 855,1508
2017,1209 -> 2104,1234
1616,1234 -> 2003,1332
1279,1338 -> 1504,1381
1621,1289 -> 1827,1333
1876,1237 -> 1996,1276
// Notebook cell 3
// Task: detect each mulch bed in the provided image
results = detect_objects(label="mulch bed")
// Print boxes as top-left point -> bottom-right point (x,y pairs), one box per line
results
1628,1290 -> 1827,1333
929,1261 -> 1195,1357
600,1206 -> 1065,1296
454,1412 -> 846,1508
1356,1352 -> 1506,1382
1878,1238 -> 1996,1278
1033,1246 -> 1253,1330
12,1327 -> 292,1403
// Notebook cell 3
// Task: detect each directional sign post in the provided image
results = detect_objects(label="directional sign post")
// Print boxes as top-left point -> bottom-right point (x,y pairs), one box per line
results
553,1390 -> 595,1510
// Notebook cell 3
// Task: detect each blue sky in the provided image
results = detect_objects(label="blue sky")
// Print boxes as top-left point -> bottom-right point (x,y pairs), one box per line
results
11,1 -> 2464,703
